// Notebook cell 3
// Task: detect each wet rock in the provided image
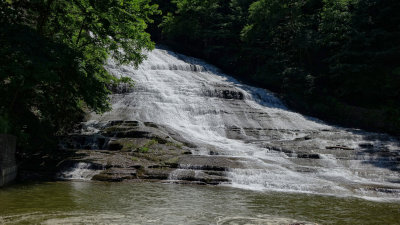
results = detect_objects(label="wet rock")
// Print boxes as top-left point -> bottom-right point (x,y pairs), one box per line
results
92,168 -> 137,182
59,135 -> 106,150
326,145 -> 354,151
297,153 -> 320,159
151,136 -> 169,144
144,122 -> 158,128
107,140 -> 123,150
203,88 -> 244,100
109,120 -> 124,126
54,120 -> 207,183
140,168 -> 172,180
118,130 -> 151,138
359,143 -> 374,149
203,170 -> 225,176
177,155 -> 245,171
169,169 -> 230,185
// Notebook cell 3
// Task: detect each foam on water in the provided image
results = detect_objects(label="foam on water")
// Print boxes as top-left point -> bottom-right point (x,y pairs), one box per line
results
86,47 -> 400,201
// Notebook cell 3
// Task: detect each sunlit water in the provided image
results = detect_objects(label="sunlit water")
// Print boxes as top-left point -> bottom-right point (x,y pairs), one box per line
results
82,47 -> 400,201
0,181 -> 399,224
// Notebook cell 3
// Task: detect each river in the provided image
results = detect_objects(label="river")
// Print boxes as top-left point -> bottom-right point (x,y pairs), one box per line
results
0,181 -> 399,224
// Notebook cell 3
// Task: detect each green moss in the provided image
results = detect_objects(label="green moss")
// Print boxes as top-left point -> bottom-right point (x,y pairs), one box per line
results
138,146 -> 150,153
135,139 -> 158,153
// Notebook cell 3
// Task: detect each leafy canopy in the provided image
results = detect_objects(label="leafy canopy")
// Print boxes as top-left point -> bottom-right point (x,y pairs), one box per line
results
0,0 -> 159,149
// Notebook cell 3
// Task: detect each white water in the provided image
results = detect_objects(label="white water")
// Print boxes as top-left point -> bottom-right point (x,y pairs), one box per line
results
58,162 -> 101,180
87,47 -> 400,201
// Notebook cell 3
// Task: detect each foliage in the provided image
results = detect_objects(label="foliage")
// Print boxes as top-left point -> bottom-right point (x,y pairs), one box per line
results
160,0 -> 253,70
0,0 -> 159,150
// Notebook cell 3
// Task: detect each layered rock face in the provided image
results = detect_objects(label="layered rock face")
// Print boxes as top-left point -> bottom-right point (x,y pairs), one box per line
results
0,135 -> 17,187
60,47 -> 400,201
59,121 -> 235,184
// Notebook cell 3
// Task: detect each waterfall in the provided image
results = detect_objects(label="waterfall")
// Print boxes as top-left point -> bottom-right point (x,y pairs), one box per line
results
58,162 -> 101,180
85,47 -> 400,201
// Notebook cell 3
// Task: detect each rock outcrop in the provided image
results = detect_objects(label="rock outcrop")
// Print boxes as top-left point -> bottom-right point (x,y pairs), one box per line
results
57,120 -> 237,185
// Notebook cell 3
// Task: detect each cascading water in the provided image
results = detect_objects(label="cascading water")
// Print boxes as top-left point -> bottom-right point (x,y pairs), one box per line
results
85,47 -> 400,201
58,162 -> 101,180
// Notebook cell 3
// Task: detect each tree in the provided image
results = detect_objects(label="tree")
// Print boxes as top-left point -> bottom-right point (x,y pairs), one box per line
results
0,0 -> 159,150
